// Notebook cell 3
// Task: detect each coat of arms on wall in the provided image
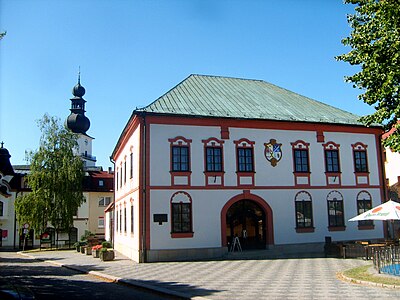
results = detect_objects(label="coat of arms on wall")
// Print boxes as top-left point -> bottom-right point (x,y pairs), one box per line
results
264,139 -> 282,167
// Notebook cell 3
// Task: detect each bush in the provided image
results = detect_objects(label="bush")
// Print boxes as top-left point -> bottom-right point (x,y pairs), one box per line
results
80,230 -> 95,241
102,241 -> 112,249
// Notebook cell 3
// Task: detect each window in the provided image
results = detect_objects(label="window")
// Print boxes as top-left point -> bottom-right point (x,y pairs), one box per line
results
119,208 -> 122,232
120,166 -> 123,188
98,217 -> 104,228
172,146 -> 189,171
237,147 -> 254,172
357,191 -> 373,227
294,149 -> 309,172
206,147 -> 222,172
124,206 -> 127,233
99,197 -> 111,207
291,141 -> 311,186
0,201 -> 3,217
98,180 -> 104,187
130,152 -> 133,179
327,191 -> 345,228
116,209 -> 119,232
295,191 -> 313,231
325,150 -> 340,173
354,150 -> 368,172
131,204 -> 134,233
116,169 -> 119,191
171,191 -> 193,237
168,137 -> 192,186
172,203 -> 192,233
124,161 -> 127,183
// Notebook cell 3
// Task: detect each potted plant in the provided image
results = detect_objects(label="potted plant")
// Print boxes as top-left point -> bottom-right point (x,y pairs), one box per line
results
73,242 -> 81,252
99,247 -> 115,261
85,245 -> 92,255
92,244 -> 102,258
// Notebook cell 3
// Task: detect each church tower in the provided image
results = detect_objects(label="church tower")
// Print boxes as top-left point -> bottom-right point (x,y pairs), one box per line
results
65,74 -> 96,167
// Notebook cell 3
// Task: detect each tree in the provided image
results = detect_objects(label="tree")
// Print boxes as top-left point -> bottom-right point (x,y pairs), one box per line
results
15,114 -> 85,233
0,31 -> 6,40
336,0 -> 400,148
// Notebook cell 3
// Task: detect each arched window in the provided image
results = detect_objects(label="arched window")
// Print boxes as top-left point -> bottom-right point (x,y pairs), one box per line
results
356,191 -> 374,229
170,191 -> 193,238
327,191 -> 345,231
295,191 -> 314,232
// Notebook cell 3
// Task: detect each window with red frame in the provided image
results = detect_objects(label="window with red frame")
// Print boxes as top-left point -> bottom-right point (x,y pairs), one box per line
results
237,147 -> 254,172
172,146 -> 190,172
206,146 -> 223,172
354,150 -> 368,172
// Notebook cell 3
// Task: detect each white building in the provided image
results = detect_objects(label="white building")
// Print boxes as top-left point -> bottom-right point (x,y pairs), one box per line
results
110,75 -> 386,262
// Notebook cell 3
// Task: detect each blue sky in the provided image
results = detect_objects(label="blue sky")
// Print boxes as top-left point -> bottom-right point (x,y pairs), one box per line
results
0,0 -> 373,169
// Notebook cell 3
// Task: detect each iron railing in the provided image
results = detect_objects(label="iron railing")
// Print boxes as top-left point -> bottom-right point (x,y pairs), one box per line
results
373,246 -> 400,276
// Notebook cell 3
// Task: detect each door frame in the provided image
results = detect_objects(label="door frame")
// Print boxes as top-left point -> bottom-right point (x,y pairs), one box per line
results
221,190 -> 274,247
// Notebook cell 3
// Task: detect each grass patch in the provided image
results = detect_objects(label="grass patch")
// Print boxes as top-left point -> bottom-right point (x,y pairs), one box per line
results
343,265 -> 400,287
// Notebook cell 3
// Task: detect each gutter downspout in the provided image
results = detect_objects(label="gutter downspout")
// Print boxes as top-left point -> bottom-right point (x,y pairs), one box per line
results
141,113 -> 147,263
379,131 -> 390,239
109,157 -> 116,249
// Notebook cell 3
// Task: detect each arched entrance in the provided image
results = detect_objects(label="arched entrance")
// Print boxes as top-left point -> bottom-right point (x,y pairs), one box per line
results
221,191 -> 274,250
226,200 -> 266,249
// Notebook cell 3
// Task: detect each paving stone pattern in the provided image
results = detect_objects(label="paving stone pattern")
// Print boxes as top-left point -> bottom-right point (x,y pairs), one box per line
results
22,250 -> 400,299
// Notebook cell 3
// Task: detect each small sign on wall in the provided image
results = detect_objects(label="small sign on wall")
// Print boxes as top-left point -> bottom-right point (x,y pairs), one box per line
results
153,214 -> 168,225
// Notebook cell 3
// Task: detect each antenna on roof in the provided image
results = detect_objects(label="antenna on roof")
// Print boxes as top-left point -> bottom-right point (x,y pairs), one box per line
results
78,66 -> 81,84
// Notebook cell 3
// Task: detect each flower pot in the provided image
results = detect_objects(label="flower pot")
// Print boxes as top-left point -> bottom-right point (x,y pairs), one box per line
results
85,247 -> 92,255
81,246 -> 86,254
92,249 -> 100,258
100,250 -> 115,261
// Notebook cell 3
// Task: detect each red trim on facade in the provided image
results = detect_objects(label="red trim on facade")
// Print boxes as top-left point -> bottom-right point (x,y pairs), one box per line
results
145,118 -> 151,252
220,190 -> 274,247
147,184 -> 382,190
316,130 -> 325,143
144,115 -> 382,135
296,227 -> 315,233
112,115 -> 141,160
171,232 -> 194,238
328,226 -> 346,232
358,225 -> 375,230
221,126 -> 230,139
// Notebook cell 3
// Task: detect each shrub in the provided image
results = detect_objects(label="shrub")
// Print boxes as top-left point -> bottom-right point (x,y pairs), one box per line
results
102,241 -> 112,249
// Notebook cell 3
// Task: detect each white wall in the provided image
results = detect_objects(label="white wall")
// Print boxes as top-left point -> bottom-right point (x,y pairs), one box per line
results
385,147 -> 400,186
113,121 -> 141,261
147,123 -> 384,249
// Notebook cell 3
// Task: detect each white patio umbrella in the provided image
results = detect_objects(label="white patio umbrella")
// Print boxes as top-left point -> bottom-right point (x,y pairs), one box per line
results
349,200 -> 400,239
349,200 -> 400,221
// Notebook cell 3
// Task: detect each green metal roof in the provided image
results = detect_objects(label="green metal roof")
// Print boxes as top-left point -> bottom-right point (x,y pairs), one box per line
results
137,74 -> 363,125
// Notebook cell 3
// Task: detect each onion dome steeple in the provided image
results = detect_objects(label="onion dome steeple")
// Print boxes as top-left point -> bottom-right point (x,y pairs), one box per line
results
66,72 -> 91,134
0,142 -> 14,176
0,142 -> 15,197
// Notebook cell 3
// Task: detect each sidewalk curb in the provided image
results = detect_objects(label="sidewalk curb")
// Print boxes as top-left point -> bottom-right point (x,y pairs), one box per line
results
337,272 -> 400,289
17,251 -> 197,299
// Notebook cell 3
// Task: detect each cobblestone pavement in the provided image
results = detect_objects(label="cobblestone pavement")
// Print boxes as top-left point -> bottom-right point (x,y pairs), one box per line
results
19,250 -> 400,300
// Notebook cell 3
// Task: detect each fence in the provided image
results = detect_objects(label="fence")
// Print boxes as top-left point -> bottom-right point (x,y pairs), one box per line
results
373,246 -> 400,276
